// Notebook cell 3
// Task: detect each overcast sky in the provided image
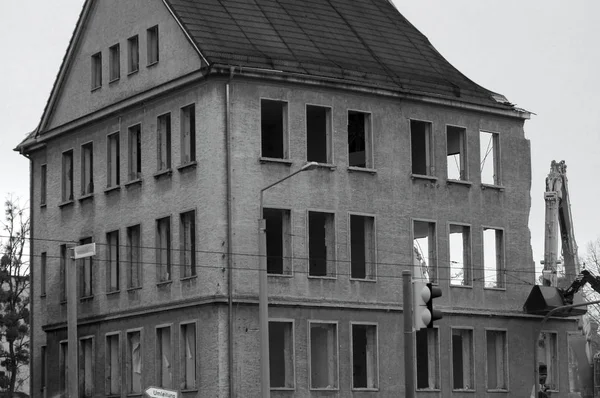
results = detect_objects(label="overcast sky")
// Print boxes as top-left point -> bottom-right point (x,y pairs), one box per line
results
1,1 -> 599,273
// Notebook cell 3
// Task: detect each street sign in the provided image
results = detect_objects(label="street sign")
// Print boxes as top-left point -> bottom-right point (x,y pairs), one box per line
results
144,386 -> 178,398
73,243 -> 96,259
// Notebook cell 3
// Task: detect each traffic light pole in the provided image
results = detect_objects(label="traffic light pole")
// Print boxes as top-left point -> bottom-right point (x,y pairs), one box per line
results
402,271 -> 415,398
67,249 -> 78,398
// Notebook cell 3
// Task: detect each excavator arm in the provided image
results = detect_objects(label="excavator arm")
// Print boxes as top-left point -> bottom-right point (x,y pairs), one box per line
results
562,270 -> 600,305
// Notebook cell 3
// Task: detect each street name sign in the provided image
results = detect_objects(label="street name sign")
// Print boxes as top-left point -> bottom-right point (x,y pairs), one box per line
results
73,243 -> 96,259
144,386 -> 178,398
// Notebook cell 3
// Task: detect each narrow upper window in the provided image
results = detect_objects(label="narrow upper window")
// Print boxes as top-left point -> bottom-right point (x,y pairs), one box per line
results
127,224 -> 142,288
126,331 -> 142,393
107,132 -> 120,188
413,220 -> 437,283
181,104 -> 196,164
180,323 -> 197,389
62,150 -> 73,202
128,124 -> 142,180
109,44 -> 120,82
308,211 -> 335,277
452,328 -> 474,390
180,211 -> 196,278
107,230 -> 120,292
40,164 -> 47,206
79,237 -> 93,297
91,52 -> 102,90
59,341 -> 68,395
81,142 -> 94,196
269,321 -> 295,389
480,131 -> 500,185
264,208 -> 291,275
447,126 -> 467,180
156,217 -> 171,282
538,332 -> 558,391
416,328 -> 440,390
261,99 -> 288,159
483,227 -> 505,289
348,111 -> 372,168
156,326 -> 172,388
486,330 -> 508,390
80,337 -> 94,397
147,25 -> 159,65
106,333 -> 121,395
310,322 -> 338,389
40,252 -> 47,296
350,214 -> 375,280
60,244 -> 67,301
449,224 -> 471,286
410,120 -> 433,176
127,35 -> 139,74
306,105 -> 332,164
352,324 -> 378,390
157,113 -> 172,172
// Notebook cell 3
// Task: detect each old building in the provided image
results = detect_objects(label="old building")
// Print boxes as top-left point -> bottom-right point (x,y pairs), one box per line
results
17,0 -> 579,397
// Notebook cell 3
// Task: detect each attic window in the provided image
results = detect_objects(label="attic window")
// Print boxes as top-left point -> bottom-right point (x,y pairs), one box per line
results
306,105 -> 332,164
261,99 -> 288,159
91,52 -> 102,90
147,26 -> 159,66
411,120 -> 433,176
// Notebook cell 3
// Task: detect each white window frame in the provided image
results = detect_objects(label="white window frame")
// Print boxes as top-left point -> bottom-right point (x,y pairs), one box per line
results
350,321 -> 379,391
448,222 -> 473,288
306,209 -> 337,279
269,318 -> 296,391
450,326 -> 476,392
308,320 -> 339,391
485,328 -> 509,392
348,212 -> 377,281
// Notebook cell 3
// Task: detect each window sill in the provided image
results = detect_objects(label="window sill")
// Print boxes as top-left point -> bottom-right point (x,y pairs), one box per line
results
40,294 -> 47,299
484,286 -> 507,291
127,286 -> 142,292
481,183 -> 505,191
78,193 -> 94,202
58,200 -> 74,208
271,387 -> 295,391
180,389 -> 199,393
259,157 -> 293,166
486,389 -> 509,393
109,78 -> 120,84
348,166 -> 377,174
268,272 -> 293,278
314,162 -> 336,170
411,174 -> 437,181
153,169 -> 173,179
310,387 -> 339,391
79,295 -> 94,302
177,161 -> 197,172
417,388 -> 441,392
40,203 -> 47,209
157,280 -> 173,287
125,178 -> 143,188
60,299 -> 67,305
447,179 -> 472,186
307,275 -> 337,280
91,86 -> 101,92
350,277 -> 377,283
104,185 -> 121,194
147,60 -> 159,68
452,389 -> 476,393
352,388 -> 379,392
106,290 -> 120,296
181,275 -> 197,282
126,394 -> 143,397
450,284 -> 473,289
127,69 -> 139,76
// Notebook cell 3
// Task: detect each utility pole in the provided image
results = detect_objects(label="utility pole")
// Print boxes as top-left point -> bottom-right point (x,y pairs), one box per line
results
67,248 -> 78,398
402,270 -> 414,398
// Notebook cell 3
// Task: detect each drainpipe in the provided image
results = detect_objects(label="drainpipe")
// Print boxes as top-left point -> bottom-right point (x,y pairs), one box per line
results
226,66 -> 235,398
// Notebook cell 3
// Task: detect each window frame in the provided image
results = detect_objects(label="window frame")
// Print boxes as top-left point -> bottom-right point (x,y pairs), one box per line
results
78,237 -> 94,298
180,103 -> 197,166
411,218 -> 438,284
409,118 -> 435,179
156,216 -> 172,283
106,230 -> 120,293
40,252 -> 47,297
348,212 -> 377,281
156,113 -> 172,173
61,149 -> 74,203
480,130 -> 502,187
60,244 -> 67,302
109,43 -> 120,83
180,210 -> 196,279
107,131 -> 120,189
308,320 -> 339,391
445,124 -> 469,182
538,330 -> 559,392
450,326 -> 476,392
127,35 -> 139,75
260,98 -> 290,161
126,223 -> 142,289
263,207 -> 293,277
127,123 -> 142,182
307,209 -> 337,279
59,340 -> 68,396
180,320 -> 198,391
155,324 -> 173,388
78,335 -> 95,398
305,104 -> 334,165
482,226 -> 506,290
91,51 -> 102,90
105,331 -> 121,396
41,345 -> 47,397
414,326 -> 441,391
485,328 -> 509,392
448,222 -> 473,288
347,109 -> 374,170
80,141 -> 94,197
147,25 -> 159,66
268,318 -> 296,391
126,328 -> 143,394
40,163 -> 47,206
350,321 -> 379,391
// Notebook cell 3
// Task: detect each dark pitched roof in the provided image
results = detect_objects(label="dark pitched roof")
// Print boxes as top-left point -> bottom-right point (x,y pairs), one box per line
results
166,0 -> 512,109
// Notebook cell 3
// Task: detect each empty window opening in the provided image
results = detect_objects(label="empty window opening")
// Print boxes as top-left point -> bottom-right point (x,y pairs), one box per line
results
306,105 -> 332,163
91,52 -> 102,89
486,330 -> 507,390
128,124 -> 142,180
181,323 -> 197,389
411,120 -> 433,176
79,237 -> 93,297
157,113 -> 172,171
261,100 -> 288,159
107,132 -> 120,187
447,126 -> 467,180
416,328 -> 440,390
181,104 -> 196,164
60,244 -> 67,301
59,341 -> 68,395
413,221 -> 437,282
40,164 -> 47,205
310,322 -> 338,389
80,337 -> 94,397
40,252 -> 47,296
107,230 -> 120,292
126,331 -> 142,393
352,324 -> 378,389
483,228 -> 504,288
156,326 -> 172,388
269,321 -> 294,389
480,131 -> 500,185
62,150 -> 73,202
350,215 -> 375,280
452,329 -> 474,390
41,345 -> 47,393
81,142 -> 94,195
127,35 -> 139,74
348,111 -> 372,168
538,332 -> 558,391
156,217 -> 171,282
308,211 -> 335,277
180,211 -> 196,278
127,224 -> 141,288
147,25 -> 159,65
109,44 -> 120,82
264,208 -> 291,275
106,334 -> 120,395
449,225 -> 471,286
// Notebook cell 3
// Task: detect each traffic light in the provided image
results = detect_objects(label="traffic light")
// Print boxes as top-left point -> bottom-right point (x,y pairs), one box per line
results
413,281 -> 443,330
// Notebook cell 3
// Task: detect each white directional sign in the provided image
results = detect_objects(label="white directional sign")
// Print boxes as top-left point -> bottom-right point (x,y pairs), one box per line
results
144,386 -> 178,398
73,243 -> 96,259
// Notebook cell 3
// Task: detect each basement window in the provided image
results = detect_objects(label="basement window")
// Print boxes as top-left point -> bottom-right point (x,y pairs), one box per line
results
269,321 -> 295,389
350,214 -> 375,280
308,211 -> 335,277
180,211 -> 196,278
62,150 -> 73,202
413,220 -> 437,283
480,131 -> 500,185
483,227 -> 505,288
452,328 -> 474,390
486,330 -> 508,391
109,43 -> 120,82
261,99 -> 288,159
127,35 -> 139,74
105,333 -> 120,395
91,52 -> 102,90
449,224 -> 471,286
447,126 -> 467,180
156,217 -> 171,282
107,132 -> 120,188
306,105 -> 332,164
128,124 -> 142,181
81,142 -> 94,196
79,237 -> 93,297
416,328 -> 440,390
79,337 -> 94,397
156,326 -> 172,388
348,111 -> 372,168
147,25 -> 159,66
180,104 -> 196,164
310,322 -> 338,390
157,113 -> 172,172
538,332 -> 558,391
126,331 -> 142,393
180,322 -> 197,389
264,208 -> 292,275
106,230 -> 120,292
352,324 -> 378,390
411,120 -> 433,176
